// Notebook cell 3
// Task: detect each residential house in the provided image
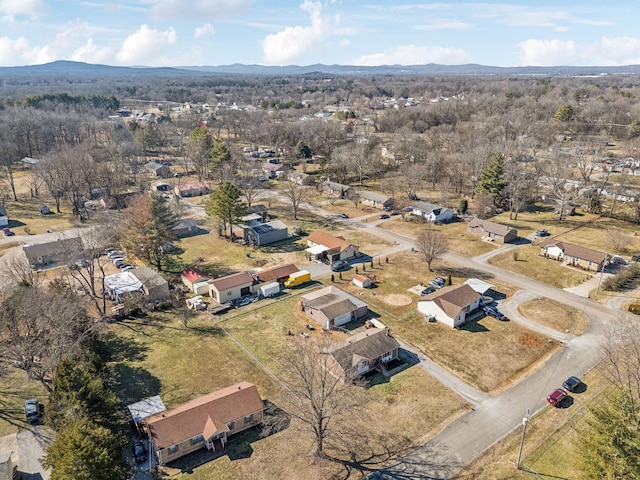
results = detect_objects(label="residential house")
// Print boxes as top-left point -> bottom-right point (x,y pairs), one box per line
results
0,205 -> 7,227
288,171 -> 314,186
417,284 -> 481,328
209,272 -> 255,303
181,267 -> 212,295
244,220 -> 288,246
174,182 -> 210,198
323,327 -> 400,380
410,201 -> 454,223
539,239 -> 609,272
320,179 -> 354,198
145,161 -> 171,178
23,237 -> 84,268
306,231 -> 360,263
300,286 -> 368,330
172,218 -> 199,238
144,382 -> 265,465
245,204 -> 268,222
252,264 -> 299,285
261,163 -> 285,177
127,395 -> 167,436
467,218 -> 518,244
130,267 -> 170,301
360,191 -> 394,210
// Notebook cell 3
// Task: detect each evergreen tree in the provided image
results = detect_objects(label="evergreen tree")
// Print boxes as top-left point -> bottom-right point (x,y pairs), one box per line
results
210,137 -> 232,180
459,199 -> 468,214
554,103 -> 576,123
205,182 -> 246,240
475,153 -> 507,208
295,141 -> 313,159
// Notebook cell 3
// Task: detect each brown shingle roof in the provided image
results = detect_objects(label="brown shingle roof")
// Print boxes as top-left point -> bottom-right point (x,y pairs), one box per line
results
326,328 -> 400,374
209,272 -> 254,291
539,239 -> 607,264
467,218 -> 517,237
253,264 -> 299,283
145,382 -> 264,448
307,231 -> 357,252
418,284 -> 480,319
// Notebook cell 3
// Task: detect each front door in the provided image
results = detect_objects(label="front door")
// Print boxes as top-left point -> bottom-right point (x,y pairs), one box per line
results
240,286 -> 250,296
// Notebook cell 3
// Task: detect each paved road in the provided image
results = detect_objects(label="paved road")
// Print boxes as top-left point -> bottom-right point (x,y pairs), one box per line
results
17,426 -> 54,480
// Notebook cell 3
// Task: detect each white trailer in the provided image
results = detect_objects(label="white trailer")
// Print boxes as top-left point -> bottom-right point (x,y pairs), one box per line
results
259,282 -> 281,298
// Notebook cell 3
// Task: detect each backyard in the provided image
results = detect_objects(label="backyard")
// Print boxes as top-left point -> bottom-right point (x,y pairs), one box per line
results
518,297 -> 591,335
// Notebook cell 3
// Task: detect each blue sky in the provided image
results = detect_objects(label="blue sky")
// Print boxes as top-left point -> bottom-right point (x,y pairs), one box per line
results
1,1 -> 640,67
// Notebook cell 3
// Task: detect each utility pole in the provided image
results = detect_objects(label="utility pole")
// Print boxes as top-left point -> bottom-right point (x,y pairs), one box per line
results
516,408 -> 530,469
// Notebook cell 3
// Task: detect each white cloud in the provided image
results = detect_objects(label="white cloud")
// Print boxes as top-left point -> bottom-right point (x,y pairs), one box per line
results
0,0 -> 50,19
194,23 -> 215,38
413,21 -> 471,31
261,0 -> 354,65
116,25 -> 177,65
583,36 -> 640,66
352,44 -> 468,66
70,39 -> 114,64
517,39 -> 577,66
151,0 -> 253,20
0,36 -> 54,65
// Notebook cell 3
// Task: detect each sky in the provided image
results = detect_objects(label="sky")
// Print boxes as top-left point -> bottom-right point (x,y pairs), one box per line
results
1,1 -> 640,68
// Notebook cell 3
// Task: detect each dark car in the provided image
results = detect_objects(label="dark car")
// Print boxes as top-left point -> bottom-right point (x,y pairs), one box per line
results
546,388 -> 568,407
25,399 -> 40,423
420,286 -> 436,296
132,442 -> 147,464
2,228 -> 15,236
562,376 -> 582,392
331,260 -> 351,272
337,213 -> 349,219
379,214 -> 390,220
535,229 -> 549,237
483,305 -> 508,321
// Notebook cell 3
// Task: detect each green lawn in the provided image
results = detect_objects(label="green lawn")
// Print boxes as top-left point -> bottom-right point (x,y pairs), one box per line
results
0,367 -> 48,436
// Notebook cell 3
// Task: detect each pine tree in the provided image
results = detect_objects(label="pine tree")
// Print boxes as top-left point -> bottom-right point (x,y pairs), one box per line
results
205,182 -> 246,240
475,153 -> 507,208
210,137 -> 232,180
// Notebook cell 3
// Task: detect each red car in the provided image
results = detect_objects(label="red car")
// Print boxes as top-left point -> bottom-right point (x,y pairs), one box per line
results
546,388 -> 568,407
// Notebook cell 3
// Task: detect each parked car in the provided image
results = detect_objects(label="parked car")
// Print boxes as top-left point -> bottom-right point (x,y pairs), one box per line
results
132,442 -> 147,464
546,388 -> 568,407
483,305 -> 508,321
331,260 -> 351,272
479,296 -> 495,306
121,265 -> 134,271
336,213 -> 349,219
420,286 -> 436,296
562,376 -> 582,393
233,295 -> 257,307
111,257 -> 124,265
2,228 -> 15,236
429,278 -> 445,289
25,398 -> 41,423
379,214 -> 390,219
118,263 -> 132,270
535,229 -> 549,237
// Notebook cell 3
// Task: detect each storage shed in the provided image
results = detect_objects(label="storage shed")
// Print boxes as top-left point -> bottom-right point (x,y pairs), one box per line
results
352,274 -> 371,288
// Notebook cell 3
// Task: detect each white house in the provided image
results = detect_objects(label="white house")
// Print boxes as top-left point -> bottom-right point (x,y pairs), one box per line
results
417,284 -> 481,328
410,201 -> 454,223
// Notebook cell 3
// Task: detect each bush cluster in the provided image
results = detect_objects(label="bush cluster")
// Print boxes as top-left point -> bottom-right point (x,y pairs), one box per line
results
602,265 -> 640,292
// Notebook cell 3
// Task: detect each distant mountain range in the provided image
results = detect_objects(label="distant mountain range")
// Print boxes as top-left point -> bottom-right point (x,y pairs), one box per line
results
2,60 -> 640,77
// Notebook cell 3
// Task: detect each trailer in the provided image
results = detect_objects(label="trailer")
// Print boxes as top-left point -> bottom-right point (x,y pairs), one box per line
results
259,282 -> 281,298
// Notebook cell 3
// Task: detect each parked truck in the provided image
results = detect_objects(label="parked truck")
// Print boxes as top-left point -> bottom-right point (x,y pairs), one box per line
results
284,270 -> 311,288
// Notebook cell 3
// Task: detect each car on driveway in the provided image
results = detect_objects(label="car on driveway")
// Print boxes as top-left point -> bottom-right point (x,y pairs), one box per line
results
25,399 -> 41,423
420,286 -> 436,296
546,388 -> 568,407
2,228 -> 15,236
483,305 -> 508,321
379,214 -> 390,219
336,213 -> 349,219
132,442 -> 147,463
535,229 -> 549,237
331,260 -> 351,272
562,376 -> 582,392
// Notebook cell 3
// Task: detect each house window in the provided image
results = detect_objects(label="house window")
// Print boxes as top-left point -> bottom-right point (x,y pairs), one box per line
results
168,445 -> 178,454
244,414 -> 253,425
381,351 -> 393,362
227,291 -> 232,296
226,421 -> 234,431
190,434 -> 204,445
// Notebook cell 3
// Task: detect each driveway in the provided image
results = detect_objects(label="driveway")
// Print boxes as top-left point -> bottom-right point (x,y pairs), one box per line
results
16,426 -> 54,480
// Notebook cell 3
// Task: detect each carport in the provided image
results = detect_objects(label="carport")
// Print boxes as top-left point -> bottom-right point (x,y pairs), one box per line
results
305,244 -> 330,262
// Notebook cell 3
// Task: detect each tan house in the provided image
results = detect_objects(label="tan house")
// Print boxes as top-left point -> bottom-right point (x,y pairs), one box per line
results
323,327 -> 400,380
306,231 -> 360,263
300,286 -> 368,330
209,272 -> 255,303
144,382 -> 265,465
539,239 -> 609,272
174,182 -> 210,198
417,284 -> 481,328
320,180 -> 354,198
467,218 -> 518,244
23,237 -> 83,268
360,191 -> 394,210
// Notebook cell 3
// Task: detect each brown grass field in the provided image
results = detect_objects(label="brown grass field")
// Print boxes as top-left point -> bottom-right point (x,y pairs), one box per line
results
518,297 -> 591,336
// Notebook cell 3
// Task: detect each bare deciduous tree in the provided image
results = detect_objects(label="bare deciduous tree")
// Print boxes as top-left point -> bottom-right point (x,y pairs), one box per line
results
282,180 -> 310,220
415,225 -> 448,272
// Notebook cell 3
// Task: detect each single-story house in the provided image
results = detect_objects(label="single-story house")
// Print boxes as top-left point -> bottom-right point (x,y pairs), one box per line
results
410,201 -> 454,223
0,205 -> 7,227
288,171 -> 314,186
130,267 -> 170,302
300,286 -> 368,330
360,191 -> 394,210
181,267 -> 212,295
145,161 -> 171,178
23,237 -> 84,269
252,264 -> 299,285
320,180 -> 354,198
323,327 -> 400,380
417,284 -> 481,328
144,382 -> 264,465
245,204 -> 268,222
261,163 -> 285,176
209,272 -> 255,303
539,239 -> 609,272
306,231 -> 360,262
174,182 -> 210,198
244,220 -> 288,246
352,274 -> 372,289
172,218 -> 199,238
467,218 -> 518,244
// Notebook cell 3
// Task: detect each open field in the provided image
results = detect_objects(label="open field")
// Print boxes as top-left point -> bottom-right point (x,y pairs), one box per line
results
460,366 -> 610,479
488,245 -> 593,289
518,297 -> 591,335
0,367 -> 48,437
320,199 -> 381,219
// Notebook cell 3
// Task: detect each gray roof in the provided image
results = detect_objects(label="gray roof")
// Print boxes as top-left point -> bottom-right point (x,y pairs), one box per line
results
249,220 -> 288,235
23,237 -> 83,262
467,218 -> 517,236
246,204 -> 267,215
327,328 -> 400,373
145,161 -> 166,170
303,293 -> 357,319
412,201 -> 448,214
322,180 -> 351,191
131,267 -> 168,289
173,218 -> 198,230
360,191 -> 390,203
